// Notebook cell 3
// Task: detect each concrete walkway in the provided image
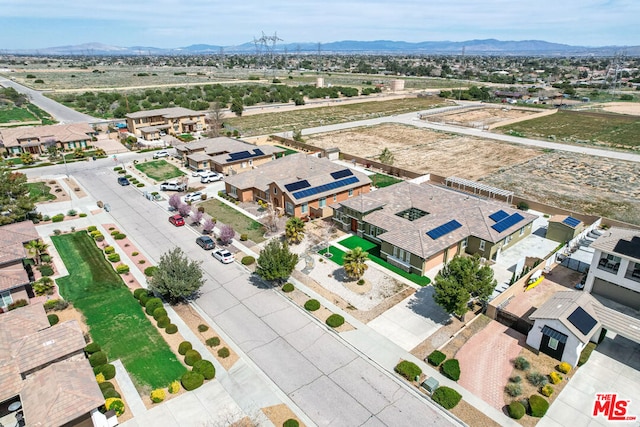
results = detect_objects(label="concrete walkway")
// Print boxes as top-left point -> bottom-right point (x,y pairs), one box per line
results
113,360 -> 147,417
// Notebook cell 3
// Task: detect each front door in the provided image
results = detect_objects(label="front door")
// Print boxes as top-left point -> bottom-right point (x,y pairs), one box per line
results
351,218 -> 358,232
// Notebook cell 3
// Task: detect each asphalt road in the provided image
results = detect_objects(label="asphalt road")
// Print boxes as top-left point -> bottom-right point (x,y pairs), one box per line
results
48,162 -> 457,427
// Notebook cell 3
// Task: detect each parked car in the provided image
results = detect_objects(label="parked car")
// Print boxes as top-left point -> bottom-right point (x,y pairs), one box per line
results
160,181 -> 187,191
196,236 -> 215,250
117,177 -> 130,186
184,191 -> 203,203
212,248 -> 235,264
191,169 -> 206,177
200,171 -> 224,183
153,150 -> 170,159
168,214 -> 185,227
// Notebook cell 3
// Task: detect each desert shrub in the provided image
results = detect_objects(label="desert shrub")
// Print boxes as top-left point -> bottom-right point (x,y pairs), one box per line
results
427,350 -> 446,366
217,347 -> 230,358
241,256 -> 255,265
145,297 -> 163,315
441,359 -> 461,381
104,245 -> 115,254
107,253 -> 121,262
304,299 -> 321,311
514,356 -> 531,370
168,380 -> 181,394
283,420 -> 299,427
89,351 -> 107,367
517,201 -> 530,211
87,225 -> 98,232
198,324 -> 209,332
7,299 -> 28,311
105,398 -> 125,416
100,364 -> 116,380
99,381 -> 114,392
84,342 -> 101,354
549,371 -> 562,384
51,213 -> 64,222
558,362 -> 572,374
527,371 -> 548,387
529,395 -> 549,417
47,313 -> 59,326
115,264 -> 130,274
150,389 -> 166,403
431,386 -> 462,409
178,341 -> 193,355
43,299 -> 68,311
326,314 -> 344,328
103,388 -> 121,399
508,401 -> 525,419
282,283 -> 294,292
165,324 -> 178,334
156,316 -> 170,328
206,337 -> 220,347
510,375 -> 522,383
192,359 -> 216,380
181,371 -> 204,391
38,264 -> 54,276
153,307 -> 167,320
144,266 -> 158,276
394,360 -> 421,381
541,384 -> 554,397
505,383 -> 522,397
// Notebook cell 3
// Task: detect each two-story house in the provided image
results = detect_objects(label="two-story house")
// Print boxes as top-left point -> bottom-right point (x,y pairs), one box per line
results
125,107 -> 206,140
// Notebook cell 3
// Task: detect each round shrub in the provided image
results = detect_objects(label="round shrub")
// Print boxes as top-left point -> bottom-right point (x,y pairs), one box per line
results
104,246 -> 115,254
441,359 -> 461,381
304,299 -> 321,311
192,359 -> 216,380
93,365 -> 104,375
282,283 -> 294,292
132,251 -> 139,256
178,341 -> 193,355
217,347 -> 230,358
51,214 -> 64,223
100,364 -> 116,380
514,356 -> 531,371
510,375 -> 522,383
165,324 -> 178,334
241,256 -> 255,265
136,183 -> 144,188
105,398 -> 125,416
47,314 -> 59,326
394,360 -> 421,381
153,307 -> 167,320
116,264 -> 130,274
184,349 -> 202,366
427,350 -> 446,366
508,401 -> 525,419
526,371 -> 547,387
505,383 -> 522,397
139,293 -> 151,306
114,233 -> 126,240
240,233 -> 248,241
144,266 -> 158,277
133,288 -> 149,300
89,351 -> 108,367
431,386 -> 462,409
87,225 -> 98,232
95,373 -> 105,383
168,380 -> 181,394
558,362 -> 572,374
206,337 -> 220,347
107,253 -> 121,263
541,384 -> 554,397
181,371 -> 204,391
529,395 -> 550,417
103,388 -> 121,399
283,420 -> 299,427
198,324 -> 209,332
79,213 -> 87,218
145,298 -> 163,315
110,230 -> 120,236
38,264 -> 54,276
150,388 -> 165,403
326,314 -> 344,328
549,371 -> 562,384
99,382 -> 114,392
156,316 -> 170,328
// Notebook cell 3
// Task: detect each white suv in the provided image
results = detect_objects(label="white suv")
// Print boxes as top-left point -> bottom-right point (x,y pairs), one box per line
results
200,172 -> 223,183
153,150 -> 170,159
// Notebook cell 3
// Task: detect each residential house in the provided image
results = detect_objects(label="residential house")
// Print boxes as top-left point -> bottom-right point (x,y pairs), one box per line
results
0,123 -> 96,157
225,153 -> 371,219
125,107 -> 206,140
175,137 -> 284,175
332,181 -> 537,276
0,222 -> 39,312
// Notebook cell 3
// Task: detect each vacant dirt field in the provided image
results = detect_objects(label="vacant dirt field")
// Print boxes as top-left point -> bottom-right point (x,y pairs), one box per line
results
427,106 -> 539,127
595,101 -> 640,116
305,123 -> 542,180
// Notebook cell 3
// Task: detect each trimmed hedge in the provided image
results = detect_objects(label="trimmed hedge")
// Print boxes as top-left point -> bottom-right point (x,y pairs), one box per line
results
153,307 -> 167,320
178,341 -> 193,356
441,359 -> 460,381
529,395 -> 550,417
99,381 -> 114,392
168,380 -> 181,394
105,398 -> 125,416
541,384 -> 554,397
508,401 -> 526,419
156,316 -> 170,328
133,288 -> 149,300
107,253 -> 121,263
431,386 -> 462,409
115,264 -> 130,274
104,246 -> 115,254
549,371 -> 562,384
181,371 -> 204,391
114,233 -> 127,240
427,350 -> 446,366
192,359 -> 216,380
145,298 -> 163,315
100,364 -> 116,380
217,347 -> 230,358
326,314 -> 344,328
283,420 -> 299,427
241,256 -> 255,265
144,266 -> 158,276
139,293 -> 151,306
47,314 -> 59,326
394,360 -> 421,381
103,388 -> 121,399
89,351 -> 107,367
87,225 -> 98,232
304,299 -> 321,311
165,324 -> 178,334
206,337 -> 220,347
558,362 -> 572,374
150,389 -> 165,403
282,283 -> 294,292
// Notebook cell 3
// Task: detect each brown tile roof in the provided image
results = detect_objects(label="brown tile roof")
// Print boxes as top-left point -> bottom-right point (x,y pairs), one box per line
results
0,221 -> 39,265
0,263 -> 30,292
21,357 -> 104,427
0,303 -> 49,355
590,227 -> 640,263
126,106 -> 204,119
0,361 -> 21,403
0,123 -> 94,148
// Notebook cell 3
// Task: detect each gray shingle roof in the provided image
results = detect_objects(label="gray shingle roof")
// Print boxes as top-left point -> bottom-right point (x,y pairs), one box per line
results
529,291 -> 601,343
590,227 -> 640,262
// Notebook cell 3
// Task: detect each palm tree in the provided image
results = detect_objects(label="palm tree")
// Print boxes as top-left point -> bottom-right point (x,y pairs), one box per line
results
285,217 -> 306,245
25,240 -> 48,265
343,247 -> 369,280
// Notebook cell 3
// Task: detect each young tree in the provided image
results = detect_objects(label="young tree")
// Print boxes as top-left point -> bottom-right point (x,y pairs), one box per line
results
343,247 -> 369,280
285,217 -> 305,244
149,247 -> 205,303
168,194 -> 181,211
379,147 -> 394,165
178,203 -> 192,217
0,167 -> 35,225
256,240 -> 299,284
230,98 -> 244,117
218,224 -> 235,244
202,218 -> 216,234
206,102 -> 224,138
191,210 -> 203,225
433,255 -> 496,318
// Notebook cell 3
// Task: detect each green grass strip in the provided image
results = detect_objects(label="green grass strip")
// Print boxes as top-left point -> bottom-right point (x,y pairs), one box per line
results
318,246 -> 346,265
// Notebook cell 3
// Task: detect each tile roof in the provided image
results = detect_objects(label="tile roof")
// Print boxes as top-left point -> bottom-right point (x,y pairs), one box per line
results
0,361 -> 21,403
529,291 -> 601,343
590,227 -> 640,262
126,106 -> 204,119
0,263 -> 30,292
0,123 -> 95,148
0,304 -> 50,357
0,221 -> 39,265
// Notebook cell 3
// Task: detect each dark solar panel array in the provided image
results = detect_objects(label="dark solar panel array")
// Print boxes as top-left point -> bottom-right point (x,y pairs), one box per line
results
292,176 -> 359,199
491,213 -> 525,233
254,148 -> 264,156
562,216 -> 581,228
489,210 -> 509,222
228,149 -> 266,161
330,169 -> 354,180
284,180 -> 311,192
613,237 -> 640,260
567,306 -> 598,336
426,220 -> 463,240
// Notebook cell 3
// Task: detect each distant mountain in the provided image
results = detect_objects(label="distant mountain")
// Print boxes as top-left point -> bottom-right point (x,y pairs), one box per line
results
6,39 -> 637,56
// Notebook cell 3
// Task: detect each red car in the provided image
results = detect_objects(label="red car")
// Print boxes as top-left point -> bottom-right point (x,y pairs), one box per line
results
168,214 -> 185,227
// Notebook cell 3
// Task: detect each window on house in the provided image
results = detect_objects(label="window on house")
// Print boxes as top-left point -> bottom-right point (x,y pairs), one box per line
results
273,187 -> 277,195
461,237 -> 468,248
333,194 -> 337,202
505,235 -> 512,245
228,186 -> 237,197
548,337 -> 559,350
0,291 -> 12,308
301,203 -> 308,214
319,197 -> 326,208
249,160 -> 253,166
520,226 -> 525,236
285,202 -> 294,215
348,189 -> 354,197
479,240 -> 485,251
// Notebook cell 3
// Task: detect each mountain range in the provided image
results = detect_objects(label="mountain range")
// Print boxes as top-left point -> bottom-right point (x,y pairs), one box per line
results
5,39 -> 638,56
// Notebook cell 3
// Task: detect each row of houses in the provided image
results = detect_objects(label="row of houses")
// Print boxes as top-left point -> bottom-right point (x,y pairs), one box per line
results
0,123 -> 96,157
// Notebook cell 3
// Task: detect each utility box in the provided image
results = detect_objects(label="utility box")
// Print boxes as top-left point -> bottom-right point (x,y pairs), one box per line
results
421,377 -> 439,394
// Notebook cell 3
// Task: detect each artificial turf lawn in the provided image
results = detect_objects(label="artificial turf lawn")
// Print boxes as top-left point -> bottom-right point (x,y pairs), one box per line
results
53,231 -> 186,389
318,246 -> 346,265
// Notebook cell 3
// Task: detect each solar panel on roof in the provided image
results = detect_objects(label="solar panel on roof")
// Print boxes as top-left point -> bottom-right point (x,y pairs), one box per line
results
567,306 -> 598,336
426,220 -> 463,240
491,213 -> 525,233
613,237 -> 640,260
284,180 -> 311,192
228,151 -> 251,161
292,176 -> 359,199
254,148 -> 264,156
562,216 -> 581,228
330,169 -> 354,180
489,210 -> 509,222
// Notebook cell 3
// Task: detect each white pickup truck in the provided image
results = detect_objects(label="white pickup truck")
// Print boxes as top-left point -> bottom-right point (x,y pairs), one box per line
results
160,181 -> 187,191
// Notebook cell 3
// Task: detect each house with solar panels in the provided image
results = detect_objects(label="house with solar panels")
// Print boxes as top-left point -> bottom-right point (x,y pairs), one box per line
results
545,214 -> 584,243
332,181 -> 537,276
174,137 -> 284,175
224,153 -> 371,218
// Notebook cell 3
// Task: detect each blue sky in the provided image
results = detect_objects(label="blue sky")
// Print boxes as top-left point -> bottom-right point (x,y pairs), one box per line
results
0,0 -> 637,49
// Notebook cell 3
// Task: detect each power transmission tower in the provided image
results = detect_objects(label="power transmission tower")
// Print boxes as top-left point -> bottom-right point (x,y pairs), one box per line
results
458,46 -> 466,101
316,42 -> 322,72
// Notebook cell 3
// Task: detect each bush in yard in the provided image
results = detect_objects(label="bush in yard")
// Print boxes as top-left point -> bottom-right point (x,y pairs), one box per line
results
282,283 -> 294,292
7,299 -> 28,311
427,350 -> 446,366
441,359 -> 461,381
38,264 -> 54,276
89,351 -> 107,367
510,375 -> 522,383
105,398 -> 125,416
168,380 -> 181,394
113,233 -> 126,240
99,382 -> 114,392
431,386 -> 462,409
283,420 -> 299,427
103,388 -> 121,399
514,356 -> 531,370
181,371 -> 204,391
95,373 -> 105,383
145,298 -> 163,315
52,213 -> 64,222
326,314 -> 344,328
47,313 -> 59,326
93,365 -> 104,375
240,233 -> 248,241
43,299 -> 68,311
133,288 -> 148,300
116,264 -> 130,274
165,324 -> 178,334
241,256 -> 255,265
144,266 -> 158,277
206,337 -> 220,347
192,359 -> 216,380
110,230 -> 121,236
508,401 -> 526,419
156,316 -> 170,328
541,384 -> 554,397
505,383 -> 522,397
100,364 -> 116,380
558,362 -> 572,374
79,213 -> 87,218
104,245 -> 115,254
549,371 -> 562,384
527,371 -> 548,387
304,299 -> 321,311
529,395 -> 550,417
153,307 -> 167,320
217,347 -> 230,358
394,360 -> 421,381
139,293 -> 151,306
87,225 -> 97,232
84,342 -> 101,354
150,389 -> 166,403
198,324 -> 209,332
178,341 -> 193,355
107,253 -> 121,263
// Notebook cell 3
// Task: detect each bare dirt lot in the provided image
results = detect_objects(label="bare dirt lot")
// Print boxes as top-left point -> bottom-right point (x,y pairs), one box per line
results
427,106 -> 539,127
594,101 -> 640,116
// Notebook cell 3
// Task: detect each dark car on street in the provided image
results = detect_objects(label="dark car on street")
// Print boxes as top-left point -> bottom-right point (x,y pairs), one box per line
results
196,236 -> 215,250
117,177 -> 130,186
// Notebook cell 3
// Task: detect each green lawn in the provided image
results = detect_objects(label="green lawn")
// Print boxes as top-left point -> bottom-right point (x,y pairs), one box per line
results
274,145 -> 299,156
0,106 -> 37,123
318,246 -> 346,265
200,199 -> 266,243
370,173 -> 403,188
53,231 -> 186,390
135,160 -> 185,181
26,182 -> 56,202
